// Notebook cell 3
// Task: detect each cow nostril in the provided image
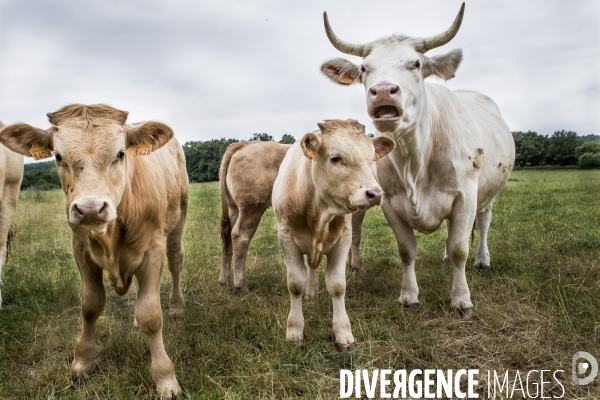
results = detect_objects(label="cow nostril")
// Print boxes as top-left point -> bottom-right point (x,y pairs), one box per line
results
369,87 -> 377,96
366,191 -> 376,199
99,202 -> 108,216
73,204 -> 84,219
390,85 -> 400,95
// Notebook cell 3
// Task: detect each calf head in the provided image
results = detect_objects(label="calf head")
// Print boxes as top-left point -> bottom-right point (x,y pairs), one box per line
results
0,104 -> 173,234
320,3 -> 465,133
301,119 -> 394,214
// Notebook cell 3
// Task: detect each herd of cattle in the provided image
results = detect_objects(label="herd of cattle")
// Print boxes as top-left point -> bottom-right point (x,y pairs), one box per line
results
0,4 -> 515,397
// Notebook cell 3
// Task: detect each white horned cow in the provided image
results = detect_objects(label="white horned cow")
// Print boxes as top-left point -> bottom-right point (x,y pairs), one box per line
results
272,119 -> 394,349
219,140 -> 291,292
320,3 -> 515,316
0,104 -> 188,398
0,121 -> 24,309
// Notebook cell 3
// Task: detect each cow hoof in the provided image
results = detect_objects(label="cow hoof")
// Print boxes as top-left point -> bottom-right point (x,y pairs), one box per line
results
234,285 -> 249,294
349,264 -> 365,275
473,261 -> 490,269
455,307 -> 473,319
286,330 -> 304,342
336,341 -> 356,351
442,255 -> 449,263
169,307 -> 184,318
156,378 -> 182,399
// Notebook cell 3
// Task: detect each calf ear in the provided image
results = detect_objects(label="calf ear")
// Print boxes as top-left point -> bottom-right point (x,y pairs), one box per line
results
0,123 -> 54,159
422,48 -> 463,80
371,137 -> 395,161
320,58 -> 362,85
126,121 -> 174,153
301,133 -> 322,161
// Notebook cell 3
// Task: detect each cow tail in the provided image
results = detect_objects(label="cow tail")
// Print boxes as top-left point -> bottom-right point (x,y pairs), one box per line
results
219,143 -> 240,253
6,223 -> 16,259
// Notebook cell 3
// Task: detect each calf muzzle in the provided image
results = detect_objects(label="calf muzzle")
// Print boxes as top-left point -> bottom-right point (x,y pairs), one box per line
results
70,198 -> 111,226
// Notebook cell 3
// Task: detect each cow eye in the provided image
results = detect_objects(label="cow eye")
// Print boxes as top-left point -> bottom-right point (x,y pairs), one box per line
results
360,65 -> 366,73
413,60 -> 421,69
330,155 -> 341,163
115,149 -> 125,163
54,152 -> 62,163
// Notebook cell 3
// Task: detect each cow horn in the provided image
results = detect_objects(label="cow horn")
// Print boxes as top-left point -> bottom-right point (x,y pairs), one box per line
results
421,2 -> 465,52
323,12 -> 365,57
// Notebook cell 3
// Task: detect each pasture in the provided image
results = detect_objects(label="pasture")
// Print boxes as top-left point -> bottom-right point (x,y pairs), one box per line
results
0,169 -> 599,399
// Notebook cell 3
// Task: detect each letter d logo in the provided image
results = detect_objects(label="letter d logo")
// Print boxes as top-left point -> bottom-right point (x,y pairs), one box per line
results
572,351 -> 598,385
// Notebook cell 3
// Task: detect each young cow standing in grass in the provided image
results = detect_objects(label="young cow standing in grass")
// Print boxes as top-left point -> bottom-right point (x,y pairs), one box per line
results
0,104 -> 188,399
0,121 -> 24,309
272,119 -> 394,349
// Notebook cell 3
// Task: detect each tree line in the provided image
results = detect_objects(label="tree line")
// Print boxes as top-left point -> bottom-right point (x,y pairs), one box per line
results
18,131 -> 600,189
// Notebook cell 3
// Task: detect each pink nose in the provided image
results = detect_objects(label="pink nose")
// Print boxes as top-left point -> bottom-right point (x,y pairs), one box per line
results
365,187 -> 383,205
369,82 -> 401,101
71,200 -> 109,224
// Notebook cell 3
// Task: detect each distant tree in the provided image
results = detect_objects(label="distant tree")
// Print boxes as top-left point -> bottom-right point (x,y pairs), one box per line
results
278,134 -> 295,144
24,160 -> 56,172
577,142 -> 600,169
250,133 -> 274,142
21,168 -> 61,190
578,134 -> 600,143
546,130 -> 579,166
183,138 -> 239,182
512,131 -> 548,166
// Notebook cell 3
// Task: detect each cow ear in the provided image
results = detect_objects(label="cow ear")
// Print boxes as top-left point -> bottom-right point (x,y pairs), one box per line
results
0,123 -> 54,159
421,48 -> 462,80
126,121 -> 174,153
320,58 -> 362,85
301,133 -> 322,161
371,136 -> 395,161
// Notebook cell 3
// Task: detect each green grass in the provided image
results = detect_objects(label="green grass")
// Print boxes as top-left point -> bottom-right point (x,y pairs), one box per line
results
0,171 -> 599,399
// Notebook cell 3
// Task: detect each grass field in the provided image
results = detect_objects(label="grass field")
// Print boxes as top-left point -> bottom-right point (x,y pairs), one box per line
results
0,170 -> 599,399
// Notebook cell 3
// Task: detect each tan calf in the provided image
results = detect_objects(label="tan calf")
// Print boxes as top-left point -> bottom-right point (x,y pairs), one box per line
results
272,120 -> 394,349
0,105 -> 188,398
0,121 -> 24,309
219,141 -> 290,292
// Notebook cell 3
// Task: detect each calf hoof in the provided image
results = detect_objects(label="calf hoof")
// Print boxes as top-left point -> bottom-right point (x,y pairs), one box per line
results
455,307 -> 473,319
156,378 -> 182,399
473,260 -> 490,269
336,341 -> 356,351
286,329 -> 304,342
234,285 -> 249,295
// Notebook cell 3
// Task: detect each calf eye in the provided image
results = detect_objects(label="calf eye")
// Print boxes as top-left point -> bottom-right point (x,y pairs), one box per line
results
114,149 -> 126,163
360,65 -> 366,73
54,152 -> 62,163
330,155 -> 341,163
412,60 -> 421,69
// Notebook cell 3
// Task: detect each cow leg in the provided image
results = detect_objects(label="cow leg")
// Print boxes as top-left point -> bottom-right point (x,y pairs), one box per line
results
382,202 -> 419,308
447,199 -> 477,317
71,249 -> 105,382
231,209 -> 264,293
326,228 -> 354,350
348,209 -> 366,274
305,265 -> 319,299
443,219 -> 450,263
473,205 -> 492,269
0,182 -> 19,309
166,215 -> 186,318
135,242 -> 180,398
219,206 -> 238,286
279,228 -> 306,342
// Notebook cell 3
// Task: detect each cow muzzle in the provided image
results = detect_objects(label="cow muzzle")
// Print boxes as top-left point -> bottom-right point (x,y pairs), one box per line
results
69,197 -> 116,230
351,187 -> 384,210
368,82 -> 404,132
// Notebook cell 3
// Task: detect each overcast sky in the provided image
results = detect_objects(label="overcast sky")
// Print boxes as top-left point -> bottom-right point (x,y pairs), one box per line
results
0,0 -> 598,151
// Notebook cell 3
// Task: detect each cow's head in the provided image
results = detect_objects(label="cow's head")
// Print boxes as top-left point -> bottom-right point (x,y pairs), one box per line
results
301,119 -> 394,214
0,104 -> 173,234
320,3 -> 464,133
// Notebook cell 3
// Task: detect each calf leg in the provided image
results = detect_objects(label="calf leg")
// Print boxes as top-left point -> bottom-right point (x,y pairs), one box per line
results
279,228 -> 307,342
71,249 -> 105,382
135,242 -> 180,398
0,182 -> 19,308
348,210 -> 366,274
219,206 -> 237,286
382,203 -> 419,308
305,265 -> 319,299
326,229 -> 354,350
447,198 -> 477,317
473,205 -> 493,269
231,208 -> 265,293
166,214 -> 186,318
